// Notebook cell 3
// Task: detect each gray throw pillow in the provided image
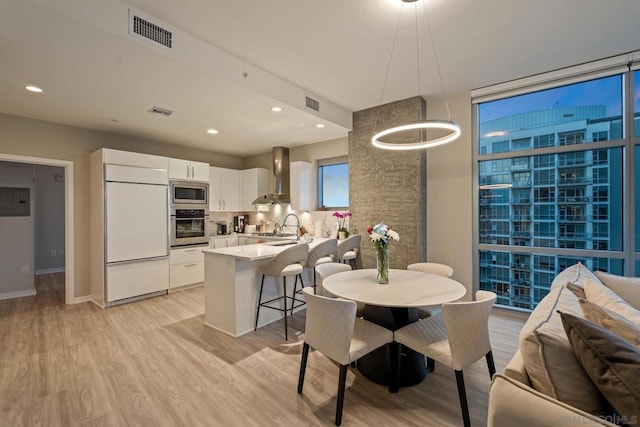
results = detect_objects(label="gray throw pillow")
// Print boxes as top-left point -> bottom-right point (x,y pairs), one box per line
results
559,311 -> 640,423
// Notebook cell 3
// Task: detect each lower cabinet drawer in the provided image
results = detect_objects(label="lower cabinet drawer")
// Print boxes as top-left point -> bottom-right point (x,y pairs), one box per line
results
170,261 -> 204,288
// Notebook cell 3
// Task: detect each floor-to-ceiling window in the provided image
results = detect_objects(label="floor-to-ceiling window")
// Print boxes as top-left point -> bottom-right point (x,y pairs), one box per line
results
473,57 -> 640,311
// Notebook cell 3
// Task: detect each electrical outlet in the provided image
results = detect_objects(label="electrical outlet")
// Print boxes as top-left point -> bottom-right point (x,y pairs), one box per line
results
51,250 -> 57,257
21,265 -> 29,274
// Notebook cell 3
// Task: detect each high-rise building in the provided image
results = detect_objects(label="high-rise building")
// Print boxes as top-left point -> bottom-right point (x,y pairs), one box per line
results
477,106 -> 623,309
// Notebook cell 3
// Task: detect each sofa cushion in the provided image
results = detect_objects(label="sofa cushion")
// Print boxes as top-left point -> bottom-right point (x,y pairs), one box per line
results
578,298 -> 640,348
519,283 -> 609,415
560,312 -> 640,423
594,271 -> 640,310
550,262 -> 600,290
584,277 -> 640,325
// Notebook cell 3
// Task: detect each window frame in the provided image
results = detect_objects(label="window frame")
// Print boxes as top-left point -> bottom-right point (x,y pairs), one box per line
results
472,64 -> 638,312
316,156 -> 349,210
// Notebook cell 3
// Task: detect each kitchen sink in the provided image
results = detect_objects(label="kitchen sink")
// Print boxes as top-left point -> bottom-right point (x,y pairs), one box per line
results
257,232 -> 296,238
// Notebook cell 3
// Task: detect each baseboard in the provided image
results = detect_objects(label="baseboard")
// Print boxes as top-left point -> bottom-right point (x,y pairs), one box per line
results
0,289 -> 37,301
69,295 -> 94,304
36,268 -> 66,275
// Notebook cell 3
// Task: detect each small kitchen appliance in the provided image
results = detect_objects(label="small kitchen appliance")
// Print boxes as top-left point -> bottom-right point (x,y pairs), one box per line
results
233,215 -> 247,233
216,221 -> 228,235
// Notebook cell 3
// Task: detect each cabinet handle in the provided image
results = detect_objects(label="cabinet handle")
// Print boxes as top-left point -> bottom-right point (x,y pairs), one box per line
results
223,200 -> 226,210
185,249 -> 196,252
184,263 -> 197,268
219,200 -> 222,210
191,165 -> 195,178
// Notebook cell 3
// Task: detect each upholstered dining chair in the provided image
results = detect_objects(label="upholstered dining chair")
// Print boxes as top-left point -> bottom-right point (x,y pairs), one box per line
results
254,243 -> 308,341
315,262 -> 364,317
407,262 -> 455,319
394,290 -> 497,427
300,238 -> 337,296
336,234 -> 362,269
407,262 -> 454,278
297,287 -> 393,426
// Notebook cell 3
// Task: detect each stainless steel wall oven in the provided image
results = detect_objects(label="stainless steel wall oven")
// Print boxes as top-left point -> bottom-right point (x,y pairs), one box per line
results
170,205 -> 209,247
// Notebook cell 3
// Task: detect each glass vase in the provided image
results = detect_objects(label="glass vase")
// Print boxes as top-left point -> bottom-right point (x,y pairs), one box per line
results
376,247 -> 389,284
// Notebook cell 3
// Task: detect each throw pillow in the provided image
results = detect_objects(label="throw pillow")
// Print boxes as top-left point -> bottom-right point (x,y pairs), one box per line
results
519,285 -> 608,414
584,277 -> 640,325
594,271 -> 640,310
566,282 -> 586,299
559,311 -> 640,423
550,262 -> 601,290
577,298 -> 640,348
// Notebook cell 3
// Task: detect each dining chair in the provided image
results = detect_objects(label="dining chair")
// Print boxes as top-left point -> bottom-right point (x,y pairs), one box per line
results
298,238 -> 337,296
297,287 -> 393,426
315,262 -> 364,317
336,234 -> 362,269
254,243 -> 308,341
407,262 -> 455,319
394,290 -> 497,427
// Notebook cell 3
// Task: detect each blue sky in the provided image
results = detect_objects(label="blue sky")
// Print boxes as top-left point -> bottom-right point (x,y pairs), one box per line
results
479,74 -> 624,123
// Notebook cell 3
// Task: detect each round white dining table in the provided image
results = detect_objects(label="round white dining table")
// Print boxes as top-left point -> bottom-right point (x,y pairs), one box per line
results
322,268 -> 466,308
322,268 -> 467,391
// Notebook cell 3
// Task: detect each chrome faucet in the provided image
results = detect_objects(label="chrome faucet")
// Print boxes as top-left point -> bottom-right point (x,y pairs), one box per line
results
282,213 -> 301,241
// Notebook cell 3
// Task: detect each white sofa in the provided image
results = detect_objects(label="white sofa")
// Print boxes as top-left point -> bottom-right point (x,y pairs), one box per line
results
487,263 -> 640,427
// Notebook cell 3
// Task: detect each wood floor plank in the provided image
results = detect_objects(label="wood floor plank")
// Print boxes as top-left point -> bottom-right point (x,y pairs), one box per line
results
0,273 -> 526,426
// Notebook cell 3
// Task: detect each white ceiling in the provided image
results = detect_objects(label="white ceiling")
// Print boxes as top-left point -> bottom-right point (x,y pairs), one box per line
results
1,0 -> 639,156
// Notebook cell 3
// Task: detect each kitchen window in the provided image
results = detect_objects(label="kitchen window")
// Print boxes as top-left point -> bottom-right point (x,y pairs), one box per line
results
317,156 -> 349,209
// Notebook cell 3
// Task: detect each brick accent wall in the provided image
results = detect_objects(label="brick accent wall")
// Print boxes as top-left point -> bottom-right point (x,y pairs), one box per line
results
348,96 -> 427,269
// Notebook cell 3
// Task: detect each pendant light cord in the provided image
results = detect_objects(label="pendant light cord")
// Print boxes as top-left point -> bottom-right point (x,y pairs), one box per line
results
421,0 -> 452,121
378,4 -> 405,107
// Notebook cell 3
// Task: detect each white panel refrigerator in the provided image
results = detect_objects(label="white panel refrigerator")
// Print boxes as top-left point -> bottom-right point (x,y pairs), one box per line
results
104,164 -> 169,303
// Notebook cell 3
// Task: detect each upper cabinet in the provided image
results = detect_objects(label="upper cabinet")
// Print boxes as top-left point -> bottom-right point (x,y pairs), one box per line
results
169,158 -> 209,182
290,161 -> 312,211
209,167 -> 241,212
241,168 -> 270,211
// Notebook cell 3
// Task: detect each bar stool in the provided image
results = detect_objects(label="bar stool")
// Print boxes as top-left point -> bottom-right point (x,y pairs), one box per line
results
300,238 -> 337,296
254,243 -> 309,340
336,235 -> 361,269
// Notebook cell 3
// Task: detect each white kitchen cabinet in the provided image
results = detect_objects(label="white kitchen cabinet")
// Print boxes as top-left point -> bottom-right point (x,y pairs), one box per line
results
209,167 -> 241,211
169,246 -> 205,290
169,158 -> 209,182
241,168 -> 270,211
210,236 -> 239,248
290,161 -> 313,211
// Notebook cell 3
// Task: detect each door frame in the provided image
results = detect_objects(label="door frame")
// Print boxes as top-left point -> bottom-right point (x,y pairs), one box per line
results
0,153 -> 75,304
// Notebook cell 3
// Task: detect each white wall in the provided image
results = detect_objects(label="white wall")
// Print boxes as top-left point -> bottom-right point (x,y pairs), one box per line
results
425,92 -> 474,300
34,165 -> 65,273
0,162 -> 35,298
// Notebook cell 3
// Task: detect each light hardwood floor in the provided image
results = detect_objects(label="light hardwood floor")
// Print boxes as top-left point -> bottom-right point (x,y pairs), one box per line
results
0,273 -> 526,426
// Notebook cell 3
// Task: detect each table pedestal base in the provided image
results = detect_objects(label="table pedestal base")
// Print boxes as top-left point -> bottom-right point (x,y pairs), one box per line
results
357,306 -> 427,392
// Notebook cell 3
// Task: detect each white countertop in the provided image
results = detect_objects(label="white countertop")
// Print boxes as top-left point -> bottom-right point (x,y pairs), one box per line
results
202,237 -> 330,261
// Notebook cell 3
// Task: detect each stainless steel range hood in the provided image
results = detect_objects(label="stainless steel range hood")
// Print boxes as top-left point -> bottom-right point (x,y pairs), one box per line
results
252,146 -> 291,205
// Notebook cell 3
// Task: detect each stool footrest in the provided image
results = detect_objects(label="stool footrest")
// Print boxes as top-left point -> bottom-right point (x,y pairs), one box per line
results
259,295 -> 306,312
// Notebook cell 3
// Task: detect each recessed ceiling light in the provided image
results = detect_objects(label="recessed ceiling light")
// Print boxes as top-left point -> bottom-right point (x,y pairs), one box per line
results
207,129 -> 219,135
271,106 -> 282,112
25,85 -> 43,93
316,124 -> 325,128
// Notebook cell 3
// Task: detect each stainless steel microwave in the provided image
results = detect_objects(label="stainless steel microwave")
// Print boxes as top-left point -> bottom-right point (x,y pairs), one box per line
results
170,181 -> 208,207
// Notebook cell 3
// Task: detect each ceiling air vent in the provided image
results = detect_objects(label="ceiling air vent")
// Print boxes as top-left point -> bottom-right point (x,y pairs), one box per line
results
131,15 -> 172,48
147,106 -> 173,116
305,96 -> 320,112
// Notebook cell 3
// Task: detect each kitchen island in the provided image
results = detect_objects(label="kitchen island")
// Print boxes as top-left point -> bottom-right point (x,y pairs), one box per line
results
202,238 -> 330,337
